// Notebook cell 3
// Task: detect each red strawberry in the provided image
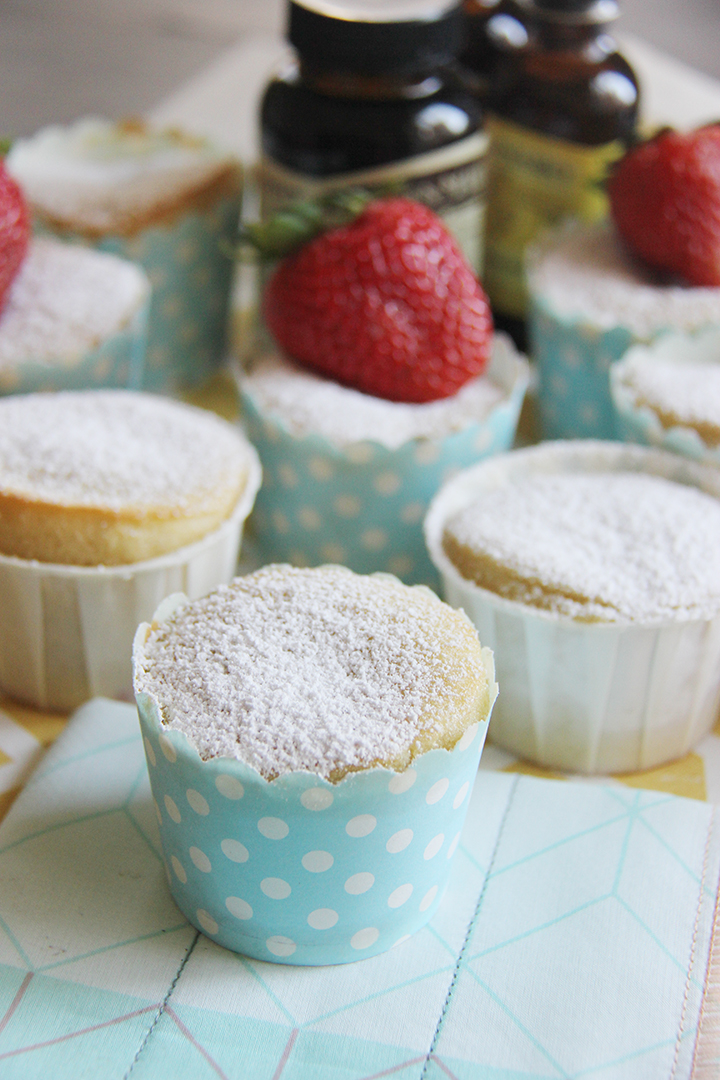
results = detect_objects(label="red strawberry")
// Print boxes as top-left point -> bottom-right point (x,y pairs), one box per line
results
0,160 -> 28,311
263,197 -> 493,403
609,125 -> 720,287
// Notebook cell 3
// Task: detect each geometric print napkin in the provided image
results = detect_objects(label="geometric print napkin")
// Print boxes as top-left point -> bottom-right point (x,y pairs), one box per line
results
0,698 -> 718,1079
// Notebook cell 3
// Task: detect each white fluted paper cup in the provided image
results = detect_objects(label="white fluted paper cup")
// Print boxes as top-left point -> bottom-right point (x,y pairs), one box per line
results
424,441 -> 720,774
0,447 -> 260,712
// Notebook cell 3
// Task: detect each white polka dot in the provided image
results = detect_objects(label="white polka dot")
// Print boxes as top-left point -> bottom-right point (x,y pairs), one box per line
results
321,542 -> 346,563
267,936 -> 297,957
426,778 -> 449,805
298,506 -> 322,529
164,795 -> 181,823
388,884 -> 413,908
258,817 -> 289,840
144,738 -> 157,767
389,770 -> 417,795
187,789 -> 210,816
159,735 -> 176,763
301,788 -> 334,811
171,856 -> 187,883
261,877 -> 291,900
334,494 -> 361,517
414,442 -> 440,465
307,908 -> 339,930
453,782 -> 470,810
190,847 -> 212,873
154,799 -> 162,826
302,850 -> 334,873
216,775 -> 244,800
447,832 -> 461,859
388,555 -> 413,578
420,885 -> 438,912
386,829 -> 413,854
164,862 -> 172,887
393,934 -> 412,948
351,927 -> 380,951
226,896 -> 253,920
278,464 -> 298,488
474,428 -> 494,452
309,456 -> 334,481
345,872 -> 374,895
374,472 -> 401,495
197,909 -> 219,935
457,724 -> 479,752
361,528 -> 387,551
400,502 -> 424,524
344,443 -> 374,465
424,834 -> 444,860
221,839 -> 249,863
272,510 -> 290,534
346,814 -> 377,838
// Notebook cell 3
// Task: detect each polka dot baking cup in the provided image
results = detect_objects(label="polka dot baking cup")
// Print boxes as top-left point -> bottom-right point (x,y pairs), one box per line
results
46,186 -> 241,394
425,441 -> 720,774
238,336 -> 529,589
134,610 -> 496,966
611,327 -> 720,465
0,446 -> 260,712
0,291 -> 149,396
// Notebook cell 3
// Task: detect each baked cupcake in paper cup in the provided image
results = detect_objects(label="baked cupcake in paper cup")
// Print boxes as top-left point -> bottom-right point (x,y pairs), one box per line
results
7,117 -> 241,393
133,564 -> 497,965
610,326 -> 720,465
425,440 -> 720,774
236,333 -> 528,589
0,237 -> 149,395
527,222 -> 720,441
0,390 -> 260,711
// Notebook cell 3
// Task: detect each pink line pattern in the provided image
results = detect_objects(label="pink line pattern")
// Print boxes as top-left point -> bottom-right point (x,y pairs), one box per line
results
272,1027 -> 299,1080
0,972 -> 33,1037
0,1004 -> 156,1060
165,1005 -> 229,1080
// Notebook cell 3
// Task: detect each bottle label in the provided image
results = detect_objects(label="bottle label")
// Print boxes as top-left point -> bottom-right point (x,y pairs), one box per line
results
258,130 -> 489,276
483,114 -> 625,318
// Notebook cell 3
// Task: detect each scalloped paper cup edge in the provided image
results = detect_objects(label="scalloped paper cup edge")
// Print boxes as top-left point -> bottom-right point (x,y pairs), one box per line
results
424,440 -> 720,774
0,442 -> 261,711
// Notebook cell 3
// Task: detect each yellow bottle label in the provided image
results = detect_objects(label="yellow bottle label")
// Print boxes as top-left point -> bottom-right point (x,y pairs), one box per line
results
259,130 -> 489,277
483,115 -> 624,318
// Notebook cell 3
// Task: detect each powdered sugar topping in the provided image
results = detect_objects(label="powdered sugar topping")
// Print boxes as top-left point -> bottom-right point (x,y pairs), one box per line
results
241,351 -> 505,449
528,223 -> 720,338
445,472 -> 720,622
0,390 -> 250,511
0,238 -> 148,369
618,354 -> 720,434
134,565 -> 485,779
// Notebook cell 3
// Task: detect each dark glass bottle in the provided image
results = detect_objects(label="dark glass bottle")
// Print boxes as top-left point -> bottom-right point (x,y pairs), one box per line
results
459,0 -> 524,101
260,0 -> 488,275
479,0 -> 639,347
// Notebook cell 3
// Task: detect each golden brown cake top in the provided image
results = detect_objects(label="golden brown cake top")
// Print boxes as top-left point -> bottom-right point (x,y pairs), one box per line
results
443,471 -> 720,623
134,564 -> 493,781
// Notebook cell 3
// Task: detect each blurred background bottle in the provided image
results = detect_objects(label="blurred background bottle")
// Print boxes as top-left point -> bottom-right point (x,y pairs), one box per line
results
471,0 -> 639,348
259,0 -> 488,276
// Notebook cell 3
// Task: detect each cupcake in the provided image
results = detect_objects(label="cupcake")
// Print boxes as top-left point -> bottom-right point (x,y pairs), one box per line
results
238,334 -> 528,587
0,390 -> 260,710
527,222 -> 720,440
7,117 -> 242,392
133,563 -> 497,965
425,440 -> 720,774
0,237 -> 149,395
611,327 -> 720,464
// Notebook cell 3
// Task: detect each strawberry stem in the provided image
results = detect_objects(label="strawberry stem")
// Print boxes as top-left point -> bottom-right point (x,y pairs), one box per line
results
234,187 -> 375,261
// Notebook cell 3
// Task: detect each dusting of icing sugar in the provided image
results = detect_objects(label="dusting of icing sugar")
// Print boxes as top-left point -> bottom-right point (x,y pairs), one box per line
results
618,355 -> 720,437
444,472 -> 720,622
0,238 -> 148,369
528,223 -> 720,338
134,565 -> 484,779
7,117 -> 235,232
240,352 -> 505,449
0,389 -> 250,512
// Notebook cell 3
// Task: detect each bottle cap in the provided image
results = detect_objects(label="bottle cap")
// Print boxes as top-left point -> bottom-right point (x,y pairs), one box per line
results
515,0 -> 618,22
288,0 -> 463,75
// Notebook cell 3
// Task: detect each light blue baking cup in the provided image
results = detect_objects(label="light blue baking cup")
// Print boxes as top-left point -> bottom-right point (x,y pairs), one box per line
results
529,293 -> 637,441
134,645 -> 496,966
238,342 -> 529,590
610,327 -> 720,466
0,292 -> 149,396
50,188 -> 241,394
